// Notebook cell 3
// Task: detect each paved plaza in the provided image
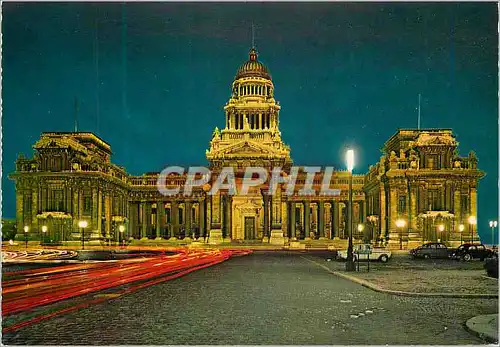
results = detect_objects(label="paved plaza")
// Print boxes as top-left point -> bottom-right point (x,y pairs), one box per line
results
3,252 -> 498,345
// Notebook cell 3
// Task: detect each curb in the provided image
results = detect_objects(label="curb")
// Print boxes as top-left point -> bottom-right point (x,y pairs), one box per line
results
302,256 -> 499,299
464,314 -> 499,344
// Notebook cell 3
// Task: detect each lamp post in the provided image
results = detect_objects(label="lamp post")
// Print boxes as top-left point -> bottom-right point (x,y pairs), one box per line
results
119,224 -> 125,247
24,226 -> 29,250
437,224 -> 444,243
396,219 -> 406,250
459,224 -> 465,245
468,216 -> 476,243
489,220 -> 497,246
78,220 -> 88,250
345,149 -> 355,272
41,225 -> 47,246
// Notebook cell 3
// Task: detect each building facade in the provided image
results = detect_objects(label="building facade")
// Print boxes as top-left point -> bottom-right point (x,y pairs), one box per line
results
10,48 -> 484,248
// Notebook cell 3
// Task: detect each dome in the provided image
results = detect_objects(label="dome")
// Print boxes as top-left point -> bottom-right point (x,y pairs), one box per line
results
235,48 -> 271,80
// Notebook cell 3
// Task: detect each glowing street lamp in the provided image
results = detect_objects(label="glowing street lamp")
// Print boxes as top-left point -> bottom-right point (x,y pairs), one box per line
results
489,220 -> 498,246
468,216 -> 477,243
396,219 -> 406,250
437,224 -> 444,243
345,149 -> 355,272
78,220 -> 88,250
119,224 -> 125,247
459,224 -> 465,244
41,225 -> 48,245
24,225 -> 29,250
357,223 -> 364,237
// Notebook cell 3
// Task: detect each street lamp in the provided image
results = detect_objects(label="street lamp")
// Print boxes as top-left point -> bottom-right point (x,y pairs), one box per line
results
23,225 -> 29,250
345,149 -> 355,272
119,224 -> 125,247
489,220 -> 497,246
41,225 -> 47,246
78,220 -> 88,250
459,224 -> 465,244
437,224 -> 444,243
468,216 -> 477,243
396,219 -> 406,250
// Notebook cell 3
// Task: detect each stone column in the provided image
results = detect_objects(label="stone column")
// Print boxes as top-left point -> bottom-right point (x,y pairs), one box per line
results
171,201 -> 179,239
156,201 -> 163,239
270,187 -> 284,245
92,188 -> 98,233
304,201 -> 311,239
15,191 -> 24,240
318,201 -> 325,239
453,186 -> 463,223
379,186 -> 387,243
387,188 -> 400,249
199,198 -> 206,239
263,194 -> 270,239
470,186 -> 478,241
408,184 -> 420,248
332,201 -> 338,239
185,201 -> 192,239
289,201 -> 296,239
105,193 -> 111,239
73,188 -> 79,235
31,187 -> 38,225
128,202 -> 135,239
140,201 -> 147,239
209,193 -> 223,244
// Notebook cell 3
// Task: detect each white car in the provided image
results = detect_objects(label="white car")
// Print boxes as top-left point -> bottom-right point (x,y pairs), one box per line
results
337,244 -> 391,263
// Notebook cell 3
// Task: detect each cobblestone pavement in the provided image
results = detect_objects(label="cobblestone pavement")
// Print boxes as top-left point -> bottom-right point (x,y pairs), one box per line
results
3,252 -> 498,345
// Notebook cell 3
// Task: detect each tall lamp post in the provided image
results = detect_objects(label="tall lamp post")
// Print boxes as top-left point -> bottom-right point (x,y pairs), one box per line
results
396,219 -> 406,250
468,216 -> 476,243
41,225 -> 47,246
345,149 -> 355,272
24,226 -> 29,250
489,220 -> 497,246
119,224 -> 125,247
78,220 -> 88,250
459,224 -> 465,245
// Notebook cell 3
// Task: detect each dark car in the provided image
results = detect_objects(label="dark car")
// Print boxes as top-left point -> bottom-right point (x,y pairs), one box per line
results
450,243 -> 497,261
410,242 -> 454,259
484,258 -> 499,278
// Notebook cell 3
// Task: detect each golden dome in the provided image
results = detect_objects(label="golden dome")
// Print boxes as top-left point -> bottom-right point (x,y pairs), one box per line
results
235,48 -> 271,80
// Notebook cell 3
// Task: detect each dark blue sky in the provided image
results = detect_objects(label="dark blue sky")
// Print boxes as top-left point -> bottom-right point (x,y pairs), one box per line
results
3,3 -> 498,238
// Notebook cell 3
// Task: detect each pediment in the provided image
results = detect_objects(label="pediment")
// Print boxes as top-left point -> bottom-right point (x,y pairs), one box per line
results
215,140 -> 278,156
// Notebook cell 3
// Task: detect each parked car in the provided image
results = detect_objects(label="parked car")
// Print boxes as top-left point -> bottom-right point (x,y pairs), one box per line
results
484,258 -> 499,278
450,243 -> 497,261
337,244 -> 391,263
409,242 -> 454,259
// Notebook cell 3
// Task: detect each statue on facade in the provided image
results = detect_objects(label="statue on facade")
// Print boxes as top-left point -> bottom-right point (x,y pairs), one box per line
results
468,151 -> 478,169
212,127 -> 221,140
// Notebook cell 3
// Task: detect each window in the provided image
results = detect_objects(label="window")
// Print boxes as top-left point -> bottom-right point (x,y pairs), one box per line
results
461,195 -> 469,214
437,244 -> 446,249
428,189 -> 440,210
24,194 -> 32,214
398,195 -> 406,214
83,196 -> 92,214
52,190 -> 63,211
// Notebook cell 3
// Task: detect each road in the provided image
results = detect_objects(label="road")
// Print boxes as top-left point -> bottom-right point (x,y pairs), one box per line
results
3,252 -> 497,345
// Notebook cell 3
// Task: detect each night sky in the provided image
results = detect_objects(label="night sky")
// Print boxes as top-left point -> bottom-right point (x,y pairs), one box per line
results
2,3 -> 498,240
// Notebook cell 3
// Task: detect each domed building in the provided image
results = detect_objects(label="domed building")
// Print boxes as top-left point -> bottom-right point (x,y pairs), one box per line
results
10,47 -> 484,248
